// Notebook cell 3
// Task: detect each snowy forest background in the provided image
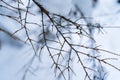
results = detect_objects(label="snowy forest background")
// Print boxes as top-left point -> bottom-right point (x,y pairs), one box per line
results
0,0 -> 120,80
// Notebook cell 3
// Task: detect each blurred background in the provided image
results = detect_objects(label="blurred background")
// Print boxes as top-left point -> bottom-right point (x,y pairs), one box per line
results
0,0 -> 120,80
